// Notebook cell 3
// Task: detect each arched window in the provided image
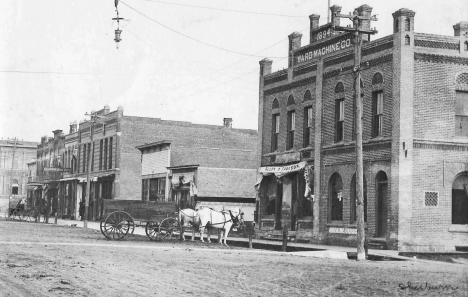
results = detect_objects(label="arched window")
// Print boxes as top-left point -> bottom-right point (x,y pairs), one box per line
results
405,17 -> 411,31
272,98 -> 279,109
11,179 -> 19,195
452,173 -> 468,224
303,90 -> 312,102
372,73 -> 383,85
335,82 -> 344,93
372,74 -> 384,137
455,73 -> 468,136
350,174 -> 367,223
287,95 -> 295,106
329,173 -> 343,221
405,35 -> 410,46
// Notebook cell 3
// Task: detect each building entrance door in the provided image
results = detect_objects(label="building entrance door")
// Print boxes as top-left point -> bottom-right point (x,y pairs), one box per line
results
376,172 -> 388,238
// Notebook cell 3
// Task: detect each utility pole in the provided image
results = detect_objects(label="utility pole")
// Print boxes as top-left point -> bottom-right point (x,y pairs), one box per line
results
8,138 -> 18,217
83,115 -> 95,229
83,112 -> 105,229
333,6 -> 377,261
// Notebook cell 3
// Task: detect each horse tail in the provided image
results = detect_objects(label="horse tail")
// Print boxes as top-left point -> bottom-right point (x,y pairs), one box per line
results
179,210 -> 184,226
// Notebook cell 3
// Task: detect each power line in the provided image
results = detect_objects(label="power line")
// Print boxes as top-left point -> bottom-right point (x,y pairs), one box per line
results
120,0 -> 286,59
0,70 -> 105,75
151,26 -> 308,100
174,69 -> 259,102
140,0 -> 308,19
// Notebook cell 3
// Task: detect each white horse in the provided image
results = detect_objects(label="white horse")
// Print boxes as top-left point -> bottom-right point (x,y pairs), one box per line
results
179,208 -> 200,241
198,207 -> 243,245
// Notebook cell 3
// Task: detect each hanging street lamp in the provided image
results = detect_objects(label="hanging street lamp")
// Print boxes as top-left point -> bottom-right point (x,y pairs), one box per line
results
112,0 -> 125,49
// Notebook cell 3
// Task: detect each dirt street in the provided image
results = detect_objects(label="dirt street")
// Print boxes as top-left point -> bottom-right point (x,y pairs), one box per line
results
0,220 -> 467,297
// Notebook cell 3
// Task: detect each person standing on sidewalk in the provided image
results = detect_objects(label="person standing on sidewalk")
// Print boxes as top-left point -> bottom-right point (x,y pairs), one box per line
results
79,200 -> 85,221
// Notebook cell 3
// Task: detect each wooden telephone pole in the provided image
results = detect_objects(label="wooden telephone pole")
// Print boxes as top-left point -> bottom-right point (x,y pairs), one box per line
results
333,6 -> 377,261
8,138 -> 18,196
83,112 -> 105,229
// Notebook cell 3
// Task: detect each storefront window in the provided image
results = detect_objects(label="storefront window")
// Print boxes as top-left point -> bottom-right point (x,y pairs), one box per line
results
149,177 -> 166,201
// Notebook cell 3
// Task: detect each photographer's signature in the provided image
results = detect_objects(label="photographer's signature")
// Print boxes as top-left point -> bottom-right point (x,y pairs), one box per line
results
399,281 -> 458,291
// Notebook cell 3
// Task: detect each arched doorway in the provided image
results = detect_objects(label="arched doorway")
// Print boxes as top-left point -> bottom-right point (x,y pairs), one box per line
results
329,173 -> 343,221
452,173 -> 468,225
375,171 -> 388,237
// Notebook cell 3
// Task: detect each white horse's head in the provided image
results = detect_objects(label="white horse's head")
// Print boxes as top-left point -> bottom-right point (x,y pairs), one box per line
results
228,208 -> 244,226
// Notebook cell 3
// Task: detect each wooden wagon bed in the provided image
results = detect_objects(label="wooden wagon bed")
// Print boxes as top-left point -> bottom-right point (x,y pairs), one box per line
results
100,200 -> 181,241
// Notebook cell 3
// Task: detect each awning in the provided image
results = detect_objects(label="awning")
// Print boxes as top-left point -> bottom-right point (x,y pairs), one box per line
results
256,161 -> 314,200
26,185 -> 38,190
60,177 -> 77,181
77,177 -> 98,183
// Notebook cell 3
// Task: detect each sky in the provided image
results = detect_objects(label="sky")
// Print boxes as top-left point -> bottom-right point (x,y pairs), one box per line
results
1,0 -> 467,142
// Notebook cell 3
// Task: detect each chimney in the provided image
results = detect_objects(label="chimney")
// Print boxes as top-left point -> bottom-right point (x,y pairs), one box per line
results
330,5 -> 342,29
356,4 -> 374,41
103,104 -> 110,115
309,14 -> 320,43
52,129 -> 63,139
288,32 -> 302,67
259,58 -> 273,76
453,21 -> 468,36
69,121 -> 77,134
223,118 -> 233,129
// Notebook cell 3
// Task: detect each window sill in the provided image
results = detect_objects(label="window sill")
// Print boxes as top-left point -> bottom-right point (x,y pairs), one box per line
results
448,225 -> 468,233
326,221 -> 345,227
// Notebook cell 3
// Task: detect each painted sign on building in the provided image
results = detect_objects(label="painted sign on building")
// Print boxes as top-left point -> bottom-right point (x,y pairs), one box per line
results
259,161 -> 306,175
329,227 -> 357,235
294,34 -> 352,65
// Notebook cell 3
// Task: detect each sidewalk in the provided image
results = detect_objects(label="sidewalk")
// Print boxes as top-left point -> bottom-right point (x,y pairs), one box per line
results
2,214 -> 406,260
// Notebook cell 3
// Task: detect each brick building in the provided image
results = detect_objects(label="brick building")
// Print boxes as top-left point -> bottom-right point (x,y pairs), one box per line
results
256,4 -> 468,251
0,139 -> 37,212
33,106 -> 257,221
136,118 -> 258,221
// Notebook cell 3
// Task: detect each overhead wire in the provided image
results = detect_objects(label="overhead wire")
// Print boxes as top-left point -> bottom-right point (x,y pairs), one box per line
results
139,0 -> 309,19
120,0 -> 286,58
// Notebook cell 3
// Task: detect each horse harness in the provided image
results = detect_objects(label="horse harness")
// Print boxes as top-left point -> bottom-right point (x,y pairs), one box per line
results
180,209 -> 198,220
204,209 -> 240,229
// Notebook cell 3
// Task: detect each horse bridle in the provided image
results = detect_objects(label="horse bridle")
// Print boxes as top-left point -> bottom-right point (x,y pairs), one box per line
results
228,210 -> 243,226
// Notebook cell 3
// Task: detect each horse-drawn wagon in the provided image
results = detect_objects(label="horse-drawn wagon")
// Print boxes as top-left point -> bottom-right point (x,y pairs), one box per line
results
99,199 -> 245,244
99,199 -> 182,241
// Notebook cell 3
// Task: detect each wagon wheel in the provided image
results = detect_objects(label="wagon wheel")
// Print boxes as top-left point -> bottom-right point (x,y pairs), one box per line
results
27,209 -> 37,222
158,217 -> 181,240
145,221 -> 160,241
100,211 -> 135,240
11,209 -> 19,220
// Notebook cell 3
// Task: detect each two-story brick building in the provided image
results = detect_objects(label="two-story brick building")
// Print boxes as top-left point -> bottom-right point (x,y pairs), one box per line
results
256,4 -> 468,251
0,139 -> 37,212
36,106 -> 257,222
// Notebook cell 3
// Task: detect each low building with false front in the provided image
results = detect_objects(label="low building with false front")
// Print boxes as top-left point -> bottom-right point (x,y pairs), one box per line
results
136,118 -> 258,222
256,4 -> 468,251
